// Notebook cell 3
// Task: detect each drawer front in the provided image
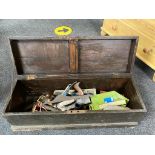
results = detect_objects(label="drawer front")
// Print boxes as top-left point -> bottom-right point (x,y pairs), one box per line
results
103,19 -> 155,69
121,20 -> 155,40
136,44 -> 155,70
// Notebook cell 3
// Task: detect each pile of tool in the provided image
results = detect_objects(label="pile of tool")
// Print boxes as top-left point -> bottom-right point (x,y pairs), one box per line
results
31,81 -> 94,112
31,81 -> 130,112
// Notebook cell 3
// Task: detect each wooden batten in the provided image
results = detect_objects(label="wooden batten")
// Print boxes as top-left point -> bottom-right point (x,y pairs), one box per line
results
69,40 -> 79,73
127,39 -> 138,73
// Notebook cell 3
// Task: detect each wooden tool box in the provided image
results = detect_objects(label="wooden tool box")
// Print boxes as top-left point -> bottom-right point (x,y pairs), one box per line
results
3,37 -> 147,131
101,19 -> 155,82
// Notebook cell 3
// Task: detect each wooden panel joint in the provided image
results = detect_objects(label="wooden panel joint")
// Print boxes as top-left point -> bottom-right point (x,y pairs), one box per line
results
69,40 -> 78,73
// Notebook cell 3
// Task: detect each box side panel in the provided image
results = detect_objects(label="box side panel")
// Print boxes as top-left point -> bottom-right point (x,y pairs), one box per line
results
5,112 -> 145,128
123,78 -> 147,111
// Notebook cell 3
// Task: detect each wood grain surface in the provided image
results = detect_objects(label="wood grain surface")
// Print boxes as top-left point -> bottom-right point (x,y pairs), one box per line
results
11,40 -> 69,74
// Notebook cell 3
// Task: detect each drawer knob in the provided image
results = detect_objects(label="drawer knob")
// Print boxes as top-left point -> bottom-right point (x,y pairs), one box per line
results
143,48 -> 153,54
112,25 -> 118,31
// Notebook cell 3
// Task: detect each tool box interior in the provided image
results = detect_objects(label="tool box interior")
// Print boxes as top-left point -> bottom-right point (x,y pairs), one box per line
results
4,37 -> 147,130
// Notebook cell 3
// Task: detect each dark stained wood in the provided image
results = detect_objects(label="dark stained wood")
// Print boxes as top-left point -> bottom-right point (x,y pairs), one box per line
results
6,77 -> 146,112
11,122 -> 139,131
9,36 -> 138,41
127,38 -> 138,72
69,40 -> 78,73
17,73 -> 132,80
5,81 -> 26,112
5,109 -> 145,131
123,78 -> 146,110
14,58 -> 69,74
10,37 -> 138,75
78,39 -> 132,73
10,40 -> 70,74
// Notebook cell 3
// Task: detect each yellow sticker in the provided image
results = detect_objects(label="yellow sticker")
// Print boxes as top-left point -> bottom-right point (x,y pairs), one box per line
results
54,26 -> 73,36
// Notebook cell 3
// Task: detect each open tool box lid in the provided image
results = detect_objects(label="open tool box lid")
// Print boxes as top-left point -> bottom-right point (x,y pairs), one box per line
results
9,36 -> 138,78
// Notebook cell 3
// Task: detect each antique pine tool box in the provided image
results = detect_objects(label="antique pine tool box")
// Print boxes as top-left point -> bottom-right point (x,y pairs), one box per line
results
3,36 -> 147,131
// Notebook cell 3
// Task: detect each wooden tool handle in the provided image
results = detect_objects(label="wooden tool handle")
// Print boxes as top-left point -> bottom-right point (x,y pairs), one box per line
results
73,82 -> 84,96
